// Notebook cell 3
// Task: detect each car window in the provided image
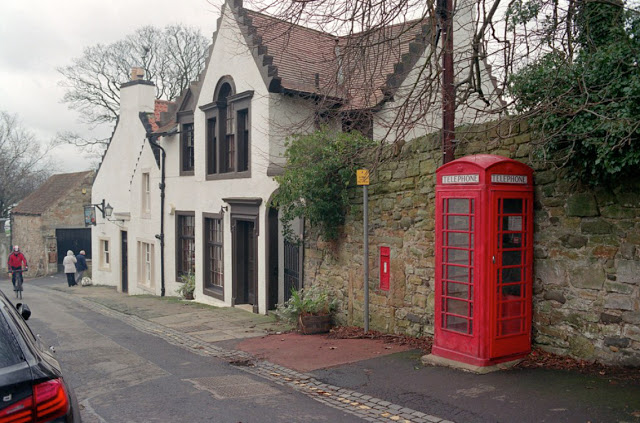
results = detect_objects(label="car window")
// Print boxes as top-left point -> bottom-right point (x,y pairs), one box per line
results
0,309 -> 23,367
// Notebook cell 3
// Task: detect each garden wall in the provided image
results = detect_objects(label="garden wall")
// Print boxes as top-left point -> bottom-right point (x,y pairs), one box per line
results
304,119 -> 640,366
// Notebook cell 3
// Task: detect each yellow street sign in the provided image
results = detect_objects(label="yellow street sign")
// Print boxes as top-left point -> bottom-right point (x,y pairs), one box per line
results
357,169 -> 370,185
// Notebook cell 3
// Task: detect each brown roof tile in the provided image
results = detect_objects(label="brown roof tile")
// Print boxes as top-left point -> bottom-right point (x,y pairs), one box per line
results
240,5 -> 430,109
11,171 -> 94,215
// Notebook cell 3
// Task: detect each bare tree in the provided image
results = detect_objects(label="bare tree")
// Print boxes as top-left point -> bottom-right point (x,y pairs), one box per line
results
0,112 -> 54,218
240,0 -> 639,177
57,24 -> 210,149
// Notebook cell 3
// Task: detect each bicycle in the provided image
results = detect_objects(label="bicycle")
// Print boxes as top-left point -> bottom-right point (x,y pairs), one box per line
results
9,268 -> 26,300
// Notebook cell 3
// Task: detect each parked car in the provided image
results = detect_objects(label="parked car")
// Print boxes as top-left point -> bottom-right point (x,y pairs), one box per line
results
0,288 -> 81,422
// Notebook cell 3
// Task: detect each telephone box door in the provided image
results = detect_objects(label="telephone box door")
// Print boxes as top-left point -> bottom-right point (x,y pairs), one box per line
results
434,191 -> 481,359
489,191 -> 533,358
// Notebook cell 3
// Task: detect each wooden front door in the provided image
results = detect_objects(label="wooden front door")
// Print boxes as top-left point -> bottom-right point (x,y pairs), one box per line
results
234,220 -> 257,308
121,231 -> 128,293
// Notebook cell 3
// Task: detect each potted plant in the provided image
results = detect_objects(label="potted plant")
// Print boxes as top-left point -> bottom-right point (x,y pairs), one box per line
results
177,271 -> 195,300
277,285 -> 336,334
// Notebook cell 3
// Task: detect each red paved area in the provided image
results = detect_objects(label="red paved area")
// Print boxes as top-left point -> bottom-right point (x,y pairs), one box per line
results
234,332 -> 412,372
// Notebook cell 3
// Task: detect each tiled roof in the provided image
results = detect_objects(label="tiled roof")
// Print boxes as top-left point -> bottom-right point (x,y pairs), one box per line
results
151,100 -> 173,132
11,171 -> 93,215
234,1 -> 430,109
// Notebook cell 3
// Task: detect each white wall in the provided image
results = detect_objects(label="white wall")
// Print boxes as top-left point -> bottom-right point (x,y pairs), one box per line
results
156,4 -> 317,313
92,81 -> 158,292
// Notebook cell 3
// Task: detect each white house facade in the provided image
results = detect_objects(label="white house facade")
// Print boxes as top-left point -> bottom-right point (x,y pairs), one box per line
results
91,78 -> 164,296
91,0 -> 500,315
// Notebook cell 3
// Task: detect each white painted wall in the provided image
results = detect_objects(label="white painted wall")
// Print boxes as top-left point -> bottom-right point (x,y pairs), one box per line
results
155,4 -> 316,313
92,81 -> 159,293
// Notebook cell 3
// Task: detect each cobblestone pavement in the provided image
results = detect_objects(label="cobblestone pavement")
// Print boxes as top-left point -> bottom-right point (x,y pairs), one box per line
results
44,285 -> 453,423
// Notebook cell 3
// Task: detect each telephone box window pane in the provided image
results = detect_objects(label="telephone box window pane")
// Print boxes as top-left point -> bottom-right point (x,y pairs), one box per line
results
446,315 -> 468,333
447,282 -> 469,299
502,233 -> 522,248
447,232 -> 469,248
447,298 -> 469,316
503,198 -> 523,214
448,198 -> 470,214
447,248 -> 469,264
446,265 -> 469,282
502,267 -> 522,283
502,283 -> 522,297
500,319 -> 522,335
448,215 -> 469,231
503,251 -> 522,266
503,216 -> 523,231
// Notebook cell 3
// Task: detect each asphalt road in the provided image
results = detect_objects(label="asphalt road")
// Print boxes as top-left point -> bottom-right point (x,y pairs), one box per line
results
5,275 -> 639,423
4,279 -> 364,423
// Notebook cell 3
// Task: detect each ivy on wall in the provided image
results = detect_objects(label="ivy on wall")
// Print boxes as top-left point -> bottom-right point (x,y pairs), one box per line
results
270,128 -> 375,241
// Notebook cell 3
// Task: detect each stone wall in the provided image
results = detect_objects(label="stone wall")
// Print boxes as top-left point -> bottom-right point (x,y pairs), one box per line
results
303,119 -> 640,366
0,224 -> 10,272
12,173 -> 94,277
12,215 -> 45,276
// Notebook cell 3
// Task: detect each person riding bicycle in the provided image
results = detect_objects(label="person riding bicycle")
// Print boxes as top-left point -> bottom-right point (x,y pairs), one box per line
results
7,245 -> 28,291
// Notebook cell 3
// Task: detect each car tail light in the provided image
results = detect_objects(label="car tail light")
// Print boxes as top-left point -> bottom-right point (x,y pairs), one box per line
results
0,396 -> 32,423
0,378 -> 70,423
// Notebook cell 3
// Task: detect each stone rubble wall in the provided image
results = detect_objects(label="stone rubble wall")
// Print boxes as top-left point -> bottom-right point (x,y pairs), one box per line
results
304,119 -> 640,366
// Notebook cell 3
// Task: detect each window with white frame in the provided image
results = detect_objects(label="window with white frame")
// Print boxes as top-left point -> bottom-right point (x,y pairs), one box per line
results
138,241 -> 154,288
142,172 -> 151,214
100,239 -> 110,269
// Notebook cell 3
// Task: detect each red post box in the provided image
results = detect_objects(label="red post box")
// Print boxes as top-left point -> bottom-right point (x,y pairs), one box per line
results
380,246 -> 390,291
432,154 -> 534,367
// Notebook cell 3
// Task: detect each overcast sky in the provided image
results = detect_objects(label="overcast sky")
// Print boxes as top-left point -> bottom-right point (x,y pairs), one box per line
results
0,0 -> 222,175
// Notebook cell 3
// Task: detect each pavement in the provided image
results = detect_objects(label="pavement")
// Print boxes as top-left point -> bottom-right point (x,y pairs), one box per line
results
7,273 -> 640,423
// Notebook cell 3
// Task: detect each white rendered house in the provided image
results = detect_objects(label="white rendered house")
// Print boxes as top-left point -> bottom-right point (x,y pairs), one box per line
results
91,0 -> 500,314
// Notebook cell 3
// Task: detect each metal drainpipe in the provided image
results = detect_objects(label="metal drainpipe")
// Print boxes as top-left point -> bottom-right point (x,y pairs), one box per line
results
147,134 -> 167,296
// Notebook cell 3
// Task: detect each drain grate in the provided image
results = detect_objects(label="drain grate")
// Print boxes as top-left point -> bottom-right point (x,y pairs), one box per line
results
185,375 -> 281,399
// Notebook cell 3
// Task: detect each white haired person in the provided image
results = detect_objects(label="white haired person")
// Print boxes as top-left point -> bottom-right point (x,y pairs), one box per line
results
7,246 -> 28,290
63,250 -> 77,287
75,250 -> 88,285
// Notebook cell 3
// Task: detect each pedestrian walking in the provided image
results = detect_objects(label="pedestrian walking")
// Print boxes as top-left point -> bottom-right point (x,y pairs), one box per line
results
63,250 -> 77,287
75,250 -> 87,285
7,246 -> 28,291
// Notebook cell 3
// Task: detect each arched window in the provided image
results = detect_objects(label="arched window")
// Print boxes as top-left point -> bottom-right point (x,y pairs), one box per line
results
201,77 -> 253,179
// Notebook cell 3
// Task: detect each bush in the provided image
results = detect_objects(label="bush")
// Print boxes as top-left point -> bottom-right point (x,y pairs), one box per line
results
270,128 -> 375,241
177,271 -> 195,299
275,285 -> 337,324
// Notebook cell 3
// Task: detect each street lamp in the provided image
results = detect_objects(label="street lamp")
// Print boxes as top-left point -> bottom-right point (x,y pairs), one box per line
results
104,203 -> 113,218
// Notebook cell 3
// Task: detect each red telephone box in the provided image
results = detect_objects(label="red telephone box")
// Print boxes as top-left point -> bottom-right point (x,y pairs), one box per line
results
432,154 -> 534,366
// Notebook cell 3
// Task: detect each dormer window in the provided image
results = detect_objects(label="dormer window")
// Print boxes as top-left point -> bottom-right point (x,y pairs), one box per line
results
200,77 -> 253,180
181,122 -> 194,174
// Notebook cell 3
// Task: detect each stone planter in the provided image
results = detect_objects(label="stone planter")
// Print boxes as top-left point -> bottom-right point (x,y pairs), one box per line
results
298,314 -> 332,335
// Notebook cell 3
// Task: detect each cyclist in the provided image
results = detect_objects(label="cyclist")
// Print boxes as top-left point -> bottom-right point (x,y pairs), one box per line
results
7,246 -> 28,294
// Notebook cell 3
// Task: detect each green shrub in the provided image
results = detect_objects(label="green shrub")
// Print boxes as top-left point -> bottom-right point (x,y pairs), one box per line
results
275,285 -> 337,324
177,271 -> 195,298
